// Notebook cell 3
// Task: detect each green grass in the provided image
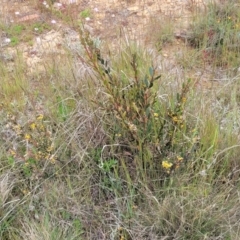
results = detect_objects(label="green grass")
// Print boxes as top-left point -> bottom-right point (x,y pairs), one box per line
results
79,9 -> 91,19
1,1 -> 240,239
0,21 -> 51,47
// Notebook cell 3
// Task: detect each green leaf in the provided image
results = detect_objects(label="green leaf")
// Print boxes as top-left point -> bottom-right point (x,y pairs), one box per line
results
145,106 -> 151,117
7,156 -> 15,167
154,75 -> 161,80
144,76 -> 149,87
177,93 -> 180,101
149,67 -> 154,76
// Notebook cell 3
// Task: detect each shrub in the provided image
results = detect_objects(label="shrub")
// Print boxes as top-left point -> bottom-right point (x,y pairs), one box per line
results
188,1 -> 240,68
78,26 -> 200,190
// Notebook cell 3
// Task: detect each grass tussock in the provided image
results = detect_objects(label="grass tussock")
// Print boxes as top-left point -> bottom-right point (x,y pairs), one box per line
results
1,1 -> 240,239
188,0 -> 240,69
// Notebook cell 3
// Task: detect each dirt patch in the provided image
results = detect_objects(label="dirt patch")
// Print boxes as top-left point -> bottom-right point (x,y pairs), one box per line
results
0,0 -> 216,80
0,0 -> 209,42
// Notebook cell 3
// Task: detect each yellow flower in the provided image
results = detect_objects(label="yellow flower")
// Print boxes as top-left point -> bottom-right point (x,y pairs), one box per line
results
21,189 -> 29,195
235,24 -> 239,29
30,123 -> 36,130
47,145 -> 54,152
177,156 -> 183,162
162,160 -> 173,169
36,114 -> 43,120
181,97 -> 187,103
154,112 -> 159,120
9,149 -> 16,157
24,134 -> 31,140
36,151 -> 44,160
172,116 -> 178,123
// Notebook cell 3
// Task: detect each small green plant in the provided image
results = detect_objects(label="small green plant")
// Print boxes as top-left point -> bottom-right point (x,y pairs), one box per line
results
79,9 -> 91,19
6,113 -> 58,179
101,158 -> 117,173
56,96 -> 76,121
31,22 -> 51,34
1,22 -> 50,46
10,24 -> 25,35
10,36 -> 19,46
4,24 -> 25,46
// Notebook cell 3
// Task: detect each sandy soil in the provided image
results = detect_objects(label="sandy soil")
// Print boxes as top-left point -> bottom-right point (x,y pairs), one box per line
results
0,0 -> 219,88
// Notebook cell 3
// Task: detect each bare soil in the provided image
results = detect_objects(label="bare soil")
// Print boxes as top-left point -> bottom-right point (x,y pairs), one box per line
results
0,0 -> 219,88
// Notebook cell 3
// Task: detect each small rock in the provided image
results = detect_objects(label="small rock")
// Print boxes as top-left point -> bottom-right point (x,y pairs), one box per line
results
36,37 -> 41,44
4,38 -> 11,43
53,2 -> 63,9
60,0 -> 76,4
127,6 -> 139,12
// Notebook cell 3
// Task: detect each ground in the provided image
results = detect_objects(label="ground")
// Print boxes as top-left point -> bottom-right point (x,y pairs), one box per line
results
0,0 -> 212,80
2,1 -> 240,239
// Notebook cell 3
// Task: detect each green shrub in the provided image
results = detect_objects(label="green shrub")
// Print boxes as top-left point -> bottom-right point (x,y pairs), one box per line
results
188,1 -> 240,68
78,27 -> 200,189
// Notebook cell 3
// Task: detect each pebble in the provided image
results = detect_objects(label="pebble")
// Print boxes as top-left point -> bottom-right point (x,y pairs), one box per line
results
127,6 -> 139,12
